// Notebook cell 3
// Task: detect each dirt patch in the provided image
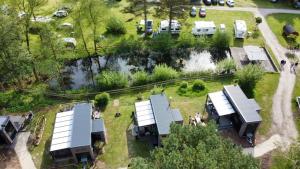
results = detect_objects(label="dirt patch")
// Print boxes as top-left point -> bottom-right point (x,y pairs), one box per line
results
260,153 -> 272,169
0,148 -> 21,169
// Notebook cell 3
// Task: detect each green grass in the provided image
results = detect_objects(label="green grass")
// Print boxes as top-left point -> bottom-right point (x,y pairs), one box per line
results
292,73 -> 300,134
254,73 -> 280,135
29,74 -> 279,168
266,13 -> 300,48
235,0 -> 293,8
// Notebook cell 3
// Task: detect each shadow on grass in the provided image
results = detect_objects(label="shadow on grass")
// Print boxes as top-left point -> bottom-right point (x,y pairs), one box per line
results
233,39 -> 244,47
126,125 -> 152,160
39,138 -> 53,169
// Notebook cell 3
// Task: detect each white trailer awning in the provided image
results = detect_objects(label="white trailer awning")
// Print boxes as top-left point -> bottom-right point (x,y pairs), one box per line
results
208,91 -> 235,116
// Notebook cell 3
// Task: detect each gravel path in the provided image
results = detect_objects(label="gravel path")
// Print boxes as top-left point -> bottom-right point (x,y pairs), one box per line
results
12,132 -> 37,169
208,6 -> 300,156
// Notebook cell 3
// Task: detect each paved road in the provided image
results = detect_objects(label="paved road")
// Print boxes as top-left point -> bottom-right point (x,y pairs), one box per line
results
208,6 -> 300,156
12,132 -> 37,169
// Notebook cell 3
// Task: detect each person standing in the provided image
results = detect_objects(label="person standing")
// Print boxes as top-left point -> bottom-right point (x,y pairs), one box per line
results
290,62 -> 295,73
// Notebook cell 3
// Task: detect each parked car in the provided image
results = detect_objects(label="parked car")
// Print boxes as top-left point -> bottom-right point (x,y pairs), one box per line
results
293,0 -> 300,8
226,0 -> 235,7
203,0 -> 212,5
53,10 -> 68,18
219,0 -> 225,5
199,6 -> 206,17
212,0 -> 218,5
190,6 -> 197,17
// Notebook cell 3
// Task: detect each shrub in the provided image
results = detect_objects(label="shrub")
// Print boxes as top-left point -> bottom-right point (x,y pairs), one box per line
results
217,58 -> 237,74
192,80 -> 206,92
235,64 -> 264,97
252,30 -> 260,39
132,71 -> 149,86
94,92 -> 110,109
152,64 -> 179,82
106,17 -> 126,35
177,33 -> 195,48
255,17 -> 262,24
212,30 -> 231,51
179,81 -> 188,89
96,71 -> 128,90
150,85 -> 164,95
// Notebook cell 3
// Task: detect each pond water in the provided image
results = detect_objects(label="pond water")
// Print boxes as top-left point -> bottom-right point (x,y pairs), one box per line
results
182,51 -> 216,72
50,50 -> 220,90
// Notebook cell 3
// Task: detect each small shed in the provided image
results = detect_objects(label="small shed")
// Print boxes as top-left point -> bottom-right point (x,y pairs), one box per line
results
283,24 -> 299,36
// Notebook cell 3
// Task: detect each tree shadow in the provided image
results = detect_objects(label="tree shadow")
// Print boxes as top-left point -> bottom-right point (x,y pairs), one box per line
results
39,138 -> 53,169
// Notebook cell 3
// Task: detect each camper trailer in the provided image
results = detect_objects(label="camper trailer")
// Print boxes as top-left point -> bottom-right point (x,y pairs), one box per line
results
192,21 -> 216,35
234,20 -> 247,39
158,20 -> 181,35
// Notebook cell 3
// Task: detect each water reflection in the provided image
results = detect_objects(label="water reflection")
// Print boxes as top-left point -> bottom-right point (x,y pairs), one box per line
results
182,50 -> 216,72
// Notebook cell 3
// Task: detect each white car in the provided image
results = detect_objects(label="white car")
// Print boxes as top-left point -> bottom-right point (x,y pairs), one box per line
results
190,6 -> 197,17
226,0 -> 235,7
53,10 -> 68,18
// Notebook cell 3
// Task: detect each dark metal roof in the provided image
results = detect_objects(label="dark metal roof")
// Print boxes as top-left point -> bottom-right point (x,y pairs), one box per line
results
171,109 -> 183,122
92,119 -> 105,133
71,103 -> 92,148
150,94 -> 182,135
223,85 -> 262,123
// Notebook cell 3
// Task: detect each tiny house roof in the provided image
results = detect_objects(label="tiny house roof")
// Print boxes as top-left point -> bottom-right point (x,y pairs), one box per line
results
194,21 -> 216,29
235,20 -> 247,31
50,103 -> 94,152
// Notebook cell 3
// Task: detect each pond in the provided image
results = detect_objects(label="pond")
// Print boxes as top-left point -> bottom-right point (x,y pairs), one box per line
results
182,51 -> 216,72
49,50 -> 222,90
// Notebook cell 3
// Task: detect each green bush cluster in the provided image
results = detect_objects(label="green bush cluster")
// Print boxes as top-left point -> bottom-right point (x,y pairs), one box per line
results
177,80 -> 207,97
96,71 -> 128,91
132,71 -> 149,86
94,92 -> 110,109
152,64 -> 179,82
192,80 -> 206,92
106,17 -> 126,35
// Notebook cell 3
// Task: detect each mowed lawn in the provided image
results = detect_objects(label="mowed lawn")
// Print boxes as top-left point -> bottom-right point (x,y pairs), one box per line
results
29,73 -> 279,169
292,73 -> 300,133
266,13 -> 300,48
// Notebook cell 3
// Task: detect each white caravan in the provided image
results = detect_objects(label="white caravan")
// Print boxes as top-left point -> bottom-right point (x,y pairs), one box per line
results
158,20 -> 181,35
234,20 -> 247,38
192,21 -> 216,35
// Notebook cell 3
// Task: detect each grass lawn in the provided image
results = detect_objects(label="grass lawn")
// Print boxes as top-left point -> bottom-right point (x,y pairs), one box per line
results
266,13 -> 300,48
29,73 -> 279,168
254,73 -> 280,135
292,73 -> 300,133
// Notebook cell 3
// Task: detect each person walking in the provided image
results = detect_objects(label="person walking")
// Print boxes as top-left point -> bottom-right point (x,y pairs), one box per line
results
290,62 -> 295,73
280,60 -> 286,71
294,62 -> 298,74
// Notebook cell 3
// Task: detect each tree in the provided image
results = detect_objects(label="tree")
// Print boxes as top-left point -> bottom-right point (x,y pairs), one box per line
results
0,13 -> 31,88
211,30 -> 231,60
126,0 -> 149,35
94,92 -> 110,110
216,58 -> 237,74
155,0 -> 189,33
130,123 -> 259,169
235,64 -> 264,97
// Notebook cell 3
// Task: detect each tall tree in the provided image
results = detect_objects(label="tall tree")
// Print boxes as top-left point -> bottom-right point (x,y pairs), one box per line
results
155,0 -> 188,33
126,0 -> 149,35
0,13 -> 31,89
130,123 -> 259,169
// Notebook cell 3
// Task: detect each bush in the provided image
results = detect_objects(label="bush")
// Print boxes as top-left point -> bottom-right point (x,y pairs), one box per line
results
252,30 -> 260,39
212,30 -> 231,51
132,71 -> 149,86
152,64 -> 179,82
216,58 -> 236,74
192,80 -> 206,92
96,71 -> 128,90
94,92 -> 110,109
179,81 -> 188,89
106,17 -> 126,35
235,64 -> 264,97
255,17 -> 262,24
